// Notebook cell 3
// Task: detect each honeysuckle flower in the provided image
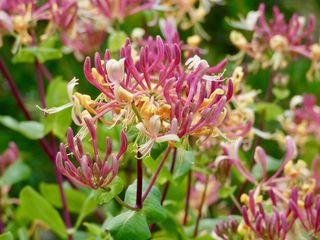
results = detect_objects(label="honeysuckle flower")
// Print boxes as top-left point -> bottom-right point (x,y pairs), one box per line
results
93,0 -> 157,23
0,0 -> 52,51
37,78 -> 96,126
212,217 -> 238,240
159,17 -> 203,58
227,10 -> 260,31
0,142 -> 19,176
50,0 -> 107,60
136,115 -> 179,157
230,4 -> 315,71
289,190 -> 320,237
82,36 -> 232,147
239,189 -> 298,240
280,94 -> 320,148
222,136 -> 296,188
241,188 -> 320,239
282,160 -> 316,197
306,43 -> 320,81
56,118 -> 128,189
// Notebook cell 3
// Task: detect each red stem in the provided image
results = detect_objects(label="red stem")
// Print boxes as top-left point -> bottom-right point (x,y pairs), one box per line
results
136,151 -> 143,209
193,175 -> 209,237
50,134 -> 73,240
161,147 -> 177,204
40,63 -> 52,82
0,59 -> 32,120
142,147 -> 171,202
183,170 -> 192,225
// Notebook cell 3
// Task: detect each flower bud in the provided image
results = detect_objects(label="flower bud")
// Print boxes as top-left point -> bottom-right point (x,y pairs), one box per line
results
106,58 -> 125,83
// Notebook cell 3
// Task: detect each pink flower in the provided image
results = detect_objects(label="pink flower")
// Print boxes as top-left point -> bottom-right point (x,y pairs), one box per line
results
93,0 -> 157,22
240,189 -> 298,240
222,136 -> 296,186
280,94 -> 320,147
49,0 -> 107,60
56,118 -> 128,189
230,4 -> 315,70
82,36 -> 232,157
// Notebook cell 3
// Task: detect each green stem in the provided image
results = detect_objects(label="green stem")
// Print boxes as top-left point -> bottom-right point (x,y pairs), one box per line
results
131,102 -> 143,123
114,195 -> 139,211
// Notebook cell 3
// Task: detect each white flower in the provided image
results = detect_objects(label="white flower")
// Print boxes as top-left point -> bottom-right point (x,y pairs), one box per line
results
37,78 -> 93,126
106,58 -> 125,83
186,55 -> 226,82
227,11 -> 260,31
185,55 -> 209,70
136,115 -> 180,157
37,78 -> 78,115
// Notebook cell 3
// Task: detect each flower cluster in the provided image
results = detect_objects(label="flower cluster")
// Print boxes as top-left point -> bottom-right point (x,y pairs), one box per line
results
78,36 -> 232,156
223,136 -> 296,188
0,0 -> 52,50
56,118 -> 128,189
213,217 -> 238,240
240,188 -> 320,240
280,94 -> 320,148
239,189 -> 297,240
230,3 -> 315,72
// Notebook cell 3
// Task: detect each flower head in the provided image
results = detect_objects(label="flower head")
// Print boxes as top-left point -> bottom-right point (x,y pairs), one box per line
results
280,94 -> 320,148
81,36 -> 232,155
230,4 -> 315,71
56,118 -> 128,189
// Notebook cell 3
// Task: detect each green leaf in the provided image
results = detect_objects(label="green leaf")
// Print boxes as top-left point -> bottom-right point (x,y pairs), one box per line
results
94,176 -> 124,204
143,156 -> 172,184
157,210 -> 187,240
35,47 -> 62,63
0,161 -> 31,186
107,211 -> 151,240
44,78 -> 72,139
173,149 -> 194,180
272,88 -> 290,100
124,180 -> 166,223
19,186 -> 67,239
12,48 -> 35,63
0,115 -> 45,140
151,142 -> 168,160
0,232 -> 14,240
94,176 -> 124,205
255,102 -> 283,121
12,47 -> 62,63
218,185 -> 236,199
39,183 -> 87,213
108,31 -> 127,52
75,192 -> 98,229
83,222 -> 103,237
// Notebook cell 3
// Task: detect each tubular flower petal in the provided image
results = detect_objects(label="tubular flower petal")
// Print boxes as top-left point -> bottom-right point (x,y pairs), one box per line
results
56,118 -> 128,189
